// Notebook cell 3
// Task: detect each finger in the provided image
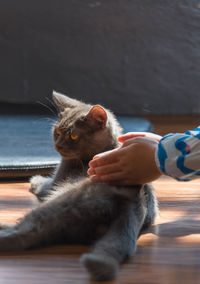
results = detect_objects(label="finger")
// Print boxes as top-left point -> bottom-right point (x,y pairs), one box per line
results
93,148 -> 120,160
88,164 -> 122,176
91,172 -> 124,183
118,132 -> 146,143
118,132 -> 162,143
89,149 -> 122,168
87,167 -> 96,175
141,133 -> 162,141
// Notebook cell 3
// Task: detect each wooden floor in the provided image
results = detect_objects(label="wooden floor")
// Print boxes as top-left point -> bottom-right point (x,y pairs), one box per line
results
1,115 -> 200,284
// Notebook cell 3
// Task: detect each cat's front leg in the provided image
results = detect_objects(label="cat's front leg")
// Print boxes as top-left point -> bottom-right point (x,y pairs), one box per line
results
30,159 -> 71,201
30,175 -> 54,201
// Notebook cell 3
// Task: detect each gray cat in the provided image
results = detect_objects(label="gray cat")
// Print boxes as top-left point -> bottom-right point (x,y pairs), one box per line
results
0,91 -> 157,281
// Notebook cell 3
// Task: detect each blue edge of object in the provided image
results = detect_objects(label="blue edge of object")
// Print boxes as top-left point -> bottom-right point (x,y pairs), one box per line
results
0,115 -> 153,178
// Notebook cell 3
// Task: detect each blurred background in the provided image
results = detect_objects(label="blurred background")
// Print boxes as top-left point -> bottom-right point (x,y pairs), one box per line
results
0,0 -> 200,115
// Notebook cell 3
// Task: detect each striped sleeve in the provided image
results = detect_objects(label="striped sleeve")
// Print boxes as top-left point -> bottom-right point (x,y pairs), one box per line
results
155,126 -> 200,181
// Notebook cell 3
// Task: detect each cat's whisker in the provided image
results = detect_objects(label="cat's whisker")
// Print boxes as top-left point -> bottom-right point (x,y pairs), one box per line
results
36,100 -> 57,116
43,117 -> 57,124
46,96 -> 61,116
33,117 -> 57,130
45,96 -> 58,112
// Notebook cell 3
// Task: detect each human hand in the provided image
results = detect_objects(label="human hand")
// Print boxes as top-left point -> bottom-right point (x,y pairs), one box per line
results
88,133 -> 162,185
118,132 -> 162,143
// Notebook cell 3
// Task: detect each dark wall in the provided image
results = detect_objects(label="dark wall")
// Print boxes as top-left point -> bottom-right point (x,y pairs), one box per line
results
1,1 -> 200,115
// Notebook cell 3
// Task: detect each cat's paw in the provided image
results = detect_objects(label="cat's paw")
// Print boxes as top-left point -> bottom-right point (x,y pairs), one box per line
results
29,175 -> 54,202
29,175 -> 47,194
80,253 -> 118,281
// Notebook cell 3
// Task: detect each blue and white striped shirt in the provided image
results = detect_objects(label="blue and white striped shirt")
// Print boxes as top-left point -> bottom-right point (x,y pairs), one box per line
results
155,127 -> 200,181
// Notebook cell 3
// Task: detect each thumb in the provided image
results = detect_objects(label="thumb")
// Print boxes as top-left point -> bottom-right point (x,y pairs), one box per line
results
118,132 -> 146,143
118,132 -> 162,143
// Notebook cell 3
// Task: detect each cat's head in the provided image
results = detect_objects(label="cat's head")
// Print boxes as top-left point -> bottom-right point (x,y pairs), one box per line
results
52,91 -> 122,161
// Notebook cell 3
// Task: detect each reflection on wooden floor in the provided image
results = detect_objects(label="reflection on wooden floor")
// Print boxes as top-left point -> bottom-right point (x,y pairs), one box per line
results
0,177 -> 199,284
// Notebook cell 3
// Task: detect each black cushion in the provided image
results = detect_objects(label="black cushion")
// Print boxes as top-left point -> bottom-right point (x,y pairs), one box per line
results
0,115 -> 153,178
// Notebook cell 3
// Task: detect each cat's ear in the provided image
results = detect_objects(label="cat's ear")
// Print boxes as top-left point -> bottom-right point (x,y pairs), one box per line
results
52,90 -> 79,111
85,105 -> 107,129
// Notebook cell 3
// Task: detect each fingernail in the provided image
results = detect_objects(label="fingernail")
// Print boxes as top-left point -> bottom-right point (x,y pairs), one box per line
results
93,155 -> 100,159
88,168 -> 95,175
91,175 -> 100,182
89,160 -> 97,168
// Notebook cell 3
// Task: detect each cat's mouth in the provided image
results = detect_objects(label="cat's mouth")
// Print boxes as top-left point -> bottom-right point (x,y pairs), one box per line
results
56,149 -> 78,159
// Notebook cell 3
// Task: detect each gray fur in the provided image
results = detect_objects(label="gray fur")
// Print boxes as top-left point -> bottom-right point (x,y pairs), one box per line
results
0,92 -> 158,281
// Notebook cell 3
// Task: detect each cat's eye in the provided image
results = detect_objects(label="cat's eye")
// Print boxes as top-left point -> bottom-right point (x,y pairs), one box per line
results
70,134 -> 79,141
55,129 -> 61,136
